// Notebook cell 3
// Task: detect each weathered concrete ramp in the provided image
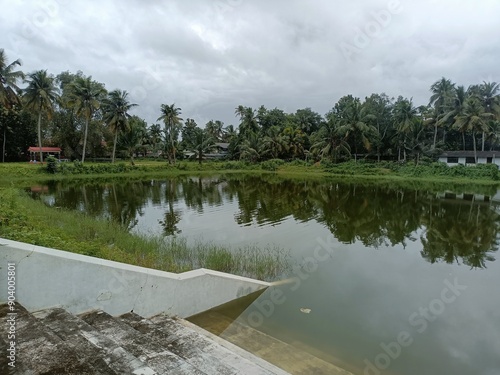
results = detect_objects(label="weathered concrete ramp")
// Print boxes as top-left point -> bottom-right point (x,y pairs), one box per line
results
0,303 -> 290,375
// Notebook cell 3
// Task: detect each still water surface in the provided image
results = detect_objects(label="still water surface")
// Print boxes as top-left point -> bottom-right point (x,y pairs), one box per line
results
31,175 -> 500,375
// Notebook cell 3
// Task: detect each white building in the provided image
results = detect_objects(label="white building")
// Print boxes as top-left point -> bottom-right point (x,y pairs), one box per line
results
438,151 -> 500,168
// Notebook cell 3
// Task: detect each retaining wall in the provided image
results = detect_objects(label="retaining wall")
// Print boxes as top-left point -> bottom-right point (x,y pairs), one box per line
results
0,238 -> 269,317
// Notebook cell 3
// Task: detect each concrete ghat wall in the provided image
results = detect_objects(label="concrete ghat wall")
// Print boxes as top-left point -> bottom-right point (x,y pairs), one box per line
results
0,238 -> 269,318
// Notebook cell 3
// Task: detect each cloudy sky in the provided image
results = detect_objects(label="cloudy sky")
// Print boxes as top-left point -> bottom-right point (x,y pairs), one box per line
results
2,0 -> 499,127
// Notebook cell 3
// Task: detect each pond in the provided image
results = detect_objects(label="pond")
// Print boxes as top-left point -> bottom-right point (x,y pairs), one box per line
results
30,175 -> 500,375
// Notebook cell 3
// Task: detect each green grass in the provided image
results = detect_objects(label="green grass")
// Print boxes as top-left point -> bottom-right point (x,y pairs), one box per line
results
277,160 -> 500,185
2,159 -> 500,187
0,188 -> 290,281
0,160 -> 264,187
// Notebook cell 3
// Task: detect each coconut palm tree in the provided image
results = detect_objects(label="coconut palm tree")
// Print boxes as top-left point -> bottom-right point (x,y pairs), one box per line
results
23,70 -> 59,163
429,77 -> 456,148
336,98 -> 376,162
293,108 -> 322,135
68,76 -> 106,162
262,126 -> 287,159
187,127 -> 216,165
393,97 -> 418,161
282,125 -> 307,160
205,120 -> 224,141
157,103 -> 182,164
0,49 -> 24,163
441,85 -> 468,150
240,132 -> 262,162
363,93 -> 393,162
148,123 -> 163,156
235,105 -> 259,136
477,81 -> 500,151
311,119 -> 350,163
222,124 -> 237,142
181,118 -> 197,151
118,116 -> 146,165
478,81 -> 500,115
454,97 -> 495,163
404,117 -> 430,165
102,89 -> 137,163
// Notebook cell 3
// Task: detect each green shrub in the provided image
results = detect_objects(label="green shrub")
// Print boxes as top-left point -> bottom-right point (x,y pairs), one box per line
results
45,156 -> 58,174
289,159 -> 311,167
221,161 -> 252,170
261,159 -> 285,171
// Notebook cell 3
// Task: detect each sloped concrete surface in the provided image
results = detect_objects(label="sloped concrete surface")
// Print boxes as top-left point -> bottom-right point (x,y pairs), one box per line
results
189,311 -> 355,375
0,303 -> 290,374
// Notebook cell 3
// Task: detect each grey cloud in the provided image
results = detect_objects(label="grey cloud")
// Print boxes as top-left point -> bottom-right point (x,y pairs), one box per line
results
2,0 -> 500,126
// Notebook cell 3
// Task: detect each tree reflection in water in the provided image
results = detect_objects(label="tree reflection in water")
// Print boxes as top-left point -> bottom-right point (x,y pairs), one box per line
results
421,198 -> 499,268
32,175 -> 500,269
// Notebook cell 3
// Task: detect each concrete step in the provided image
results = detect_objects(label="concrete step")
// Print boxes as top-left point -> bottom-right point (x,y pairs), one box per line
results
80,310 -> 200,375
124,312 -> 285,375
0,302 -> 290,375
33,307 -> 156,375
189,310 -> 355,375
0,335 -> 12,374
84,309 -> 241,375
0,303 -> 101,374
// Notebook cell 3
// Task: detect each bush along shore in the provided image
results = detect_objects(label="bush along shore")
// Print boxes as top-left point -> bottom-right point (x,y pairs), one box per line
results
0,188 -> 291,281
2,159 -> 500,185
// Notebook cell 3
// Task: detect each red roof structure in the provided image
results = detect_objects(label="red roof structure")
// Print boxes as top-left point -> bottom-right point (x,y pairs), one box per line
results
28,147 -> 62,153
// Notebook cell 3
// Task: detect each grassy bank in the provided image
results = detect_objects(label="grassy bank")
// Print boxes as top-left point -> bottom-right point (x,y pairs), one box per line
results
1,159 -> 500,187
0,188 -> 290,281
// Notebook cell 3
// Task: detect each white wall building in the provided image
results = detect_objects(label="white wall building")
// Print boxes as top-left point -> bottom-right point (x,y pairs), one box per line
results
438,151 -> 500,168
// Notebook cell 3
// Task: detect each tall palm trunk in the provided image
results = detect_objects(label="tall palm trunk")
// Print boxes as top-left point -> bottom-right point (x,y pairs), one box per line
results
167,125 -> 174,164
2,128 -> 6,163
37,108 -> 43,163
377,122 -> 381,162
82,117 -> 89,163
112,130 -> 118,163
472,131 -> 477,164
170,125 -> 176,165
481,131 -> 485,151
462,132 -> 466,151
433,123 -> 438,149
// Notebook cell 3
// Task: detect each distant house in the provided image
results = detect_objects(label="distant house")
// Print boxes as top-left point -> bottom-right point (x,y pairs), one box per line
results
183,142 -> 229,160
204,143 -> 230,160
438,151 -> 500,168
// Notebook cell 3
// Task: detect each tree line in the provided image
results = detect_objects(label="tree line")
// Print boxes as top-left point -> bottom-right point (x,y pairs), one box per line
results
1,48 -> 499,164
